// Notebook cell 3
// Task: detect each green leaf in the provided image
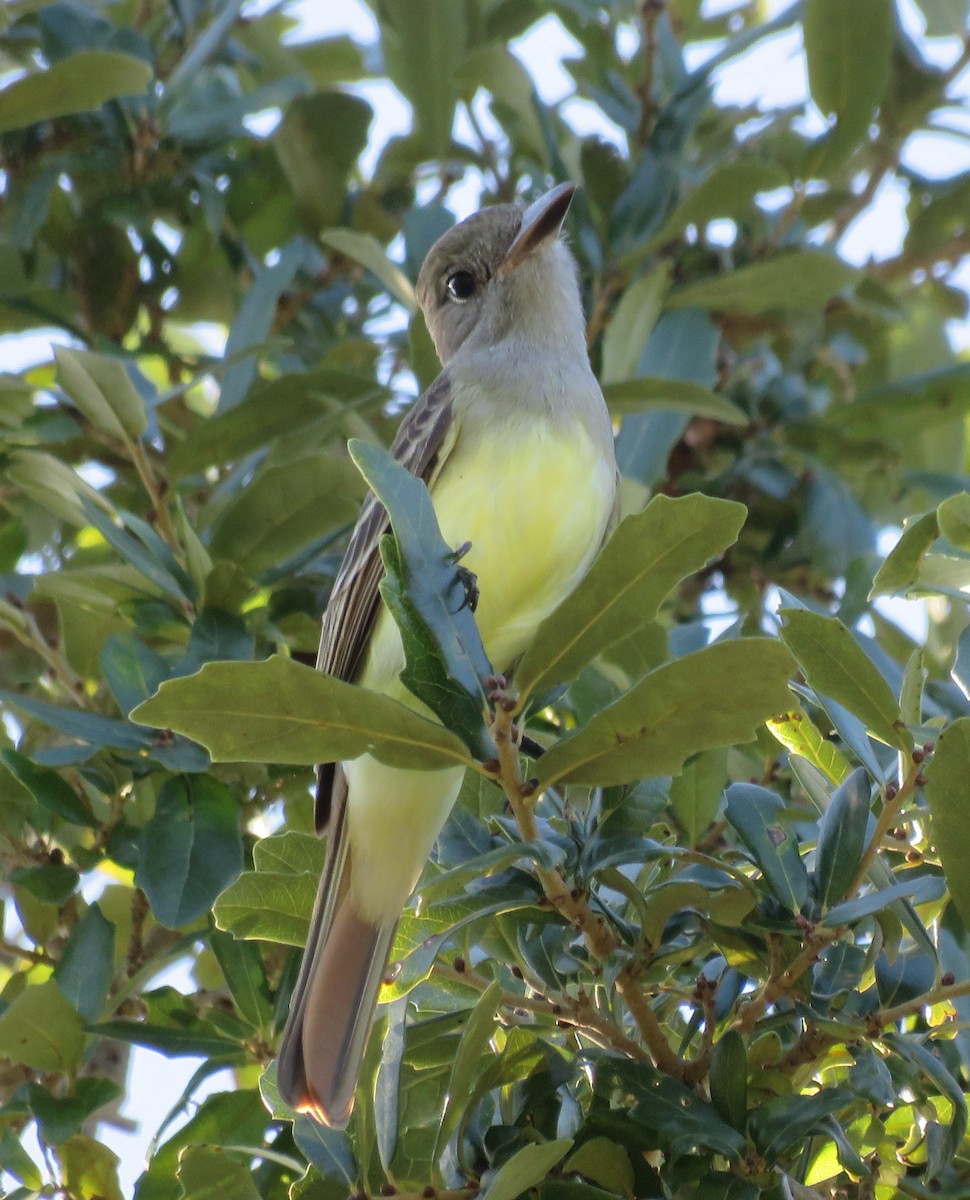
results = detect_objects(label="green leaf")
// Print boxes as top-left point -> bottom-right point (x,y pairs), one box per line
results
435,979 -> 503,1161
601,264 -> 671,383
596,1057 -> 746,1159
561,1140 -> 634,1199
169,368 -> 389,478
815,768 -> 871,910
766,709 -> 852,785
709,1030 -> 748,1133
379,0 -> 468,156
883,1033 -> 968,1168
100,633 -> 169,716
10,862 -> 78,904
253,829 -> 326,876
27,1078 -> 122,1147
90,1020 -> 241,1058
274,92 -> 372,232
385,879 -> 539,1001
667,251 -> 857,313
6,449 -> 113,526
209,931 -> 272,1029
482,1139 -> 574,1200
55,346 -> 148,440
213,868 -> 316,945
58,1135 -> 124,1200
320,229 -> 416,311
131,656 -> 472,769
826,363 -> 970,441
177,1146 -> 262,1200
52,903 -> 116,1022
724,783 -> 810,912
803,0 -> 893,167
135,776 -> 244,929
1,748 -> 98,827
642,160 -> 789,254
0,50 -> 152,134
0,689 -> 150,751
936,491 -> 970,551
818,873 -> 945,927
749,1088 -> 854,1161
868,511 -> 940,598
668,748 -> 728,846
779,609 -> 912,752
516,494 -> 747,702
601,377 -> 747,424
350,438 -> 495,759
0,979 -> 86,1073
924,716 -> 970,928
207,452 -> 364,574
535,639 -> 794,788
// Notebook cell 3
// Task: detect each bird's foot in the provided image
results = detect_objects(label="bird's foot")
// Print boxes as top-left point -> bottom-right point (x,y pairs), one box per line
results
449,541 -> 479,612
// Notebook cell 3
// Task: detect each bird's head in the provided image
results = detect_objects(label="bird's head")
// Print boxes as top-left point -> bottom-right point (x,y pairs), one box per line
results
416,182 -> 583,365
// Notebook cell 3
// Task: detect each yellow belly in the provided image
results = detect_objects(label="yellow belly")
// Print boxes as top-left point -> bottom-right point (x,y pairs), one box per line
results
346,418 -> 614,923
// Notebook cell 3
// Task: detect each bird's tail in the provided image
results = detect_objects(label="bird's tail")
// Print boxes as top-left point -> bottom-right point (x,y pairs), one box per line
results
276,799 -> 395,1128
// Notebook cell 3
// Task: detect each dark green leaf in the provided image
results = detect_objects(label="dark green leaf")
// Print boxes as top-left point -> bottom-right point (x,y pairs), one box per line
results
709,1030 -> 748,1133
724,783 -> 810,912
26,1078 -> 122,1147
0,748 -> 98,827
53,903 -> 116,1022
0,691 -> 150,751
135,776 -> 244,929
819,873 -> 946,927
209,930 -> 272,1029
749,1088 -> 854,1161
815,767 -> 871,909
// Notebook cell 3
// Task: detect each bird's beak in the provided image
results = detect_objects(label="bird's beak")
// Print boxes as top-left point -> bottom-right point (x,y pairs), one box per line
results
498,182 -> 577,275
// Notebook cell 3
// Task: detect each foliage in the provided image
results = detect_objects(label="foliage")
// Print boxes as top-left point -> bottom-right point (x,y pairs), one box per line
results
2,2 -> 970,1198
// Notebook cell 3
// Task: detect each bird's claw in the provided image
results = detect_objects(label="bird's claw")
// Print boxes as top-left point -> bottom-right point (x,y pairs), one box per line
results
456,564 -> 480,612
450,541 -> 479,612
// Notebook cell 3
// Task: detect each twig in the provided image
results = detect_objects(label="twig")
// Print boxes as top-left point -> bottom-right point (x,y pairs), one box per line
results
435,962 -> 649,1061
0,600 -> 86,699
128,437 -> 180,550
875,977 -> 970,1027
846,757 -> 925,899
484,676 -> 689,1080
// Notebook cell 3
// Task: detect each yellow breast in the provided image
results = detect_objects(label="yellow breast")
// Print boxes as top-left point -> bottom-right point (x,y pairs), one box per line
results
360,418 -> 615,697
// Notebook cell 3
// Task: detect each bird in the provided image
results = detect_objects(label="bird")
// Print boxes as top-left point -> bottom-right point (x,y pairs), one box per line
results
276,182 -> 619,1128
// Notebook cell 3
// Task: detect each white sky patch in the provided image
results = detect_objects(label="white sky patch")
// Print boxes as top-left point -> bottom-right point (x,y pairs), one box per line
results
838,174 -> 910,265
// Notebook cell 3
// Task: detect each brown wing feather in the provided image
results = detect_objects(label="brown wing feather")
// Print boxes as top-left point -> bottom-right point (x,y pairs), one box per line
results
314,372 -> 455,829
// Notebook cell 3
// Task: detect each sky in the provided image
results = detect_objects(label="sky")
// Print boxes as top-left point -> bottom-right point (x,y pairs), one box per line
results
3,0 -> 970,1192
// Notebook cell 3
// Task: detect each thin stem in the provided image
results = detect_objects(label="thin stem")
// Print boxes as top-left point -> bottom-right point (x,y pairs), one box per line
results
128,437 -> 180,550
875,977 -> 970,1027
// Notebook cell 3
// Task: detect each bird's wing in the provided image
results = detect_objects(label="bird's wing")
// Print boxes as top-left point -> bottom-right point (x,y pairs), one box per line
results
314,370 -> 456,829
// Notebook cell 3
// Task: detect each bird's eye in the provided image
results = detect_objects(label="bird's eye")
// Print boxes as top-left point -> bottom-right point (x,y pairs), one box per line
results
446,270 -> 476,302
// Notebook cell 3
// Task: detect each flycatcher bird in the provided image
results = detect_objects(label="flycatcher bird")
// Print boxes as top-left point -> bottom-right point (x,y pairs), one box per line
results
277,182 -> 618,1127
